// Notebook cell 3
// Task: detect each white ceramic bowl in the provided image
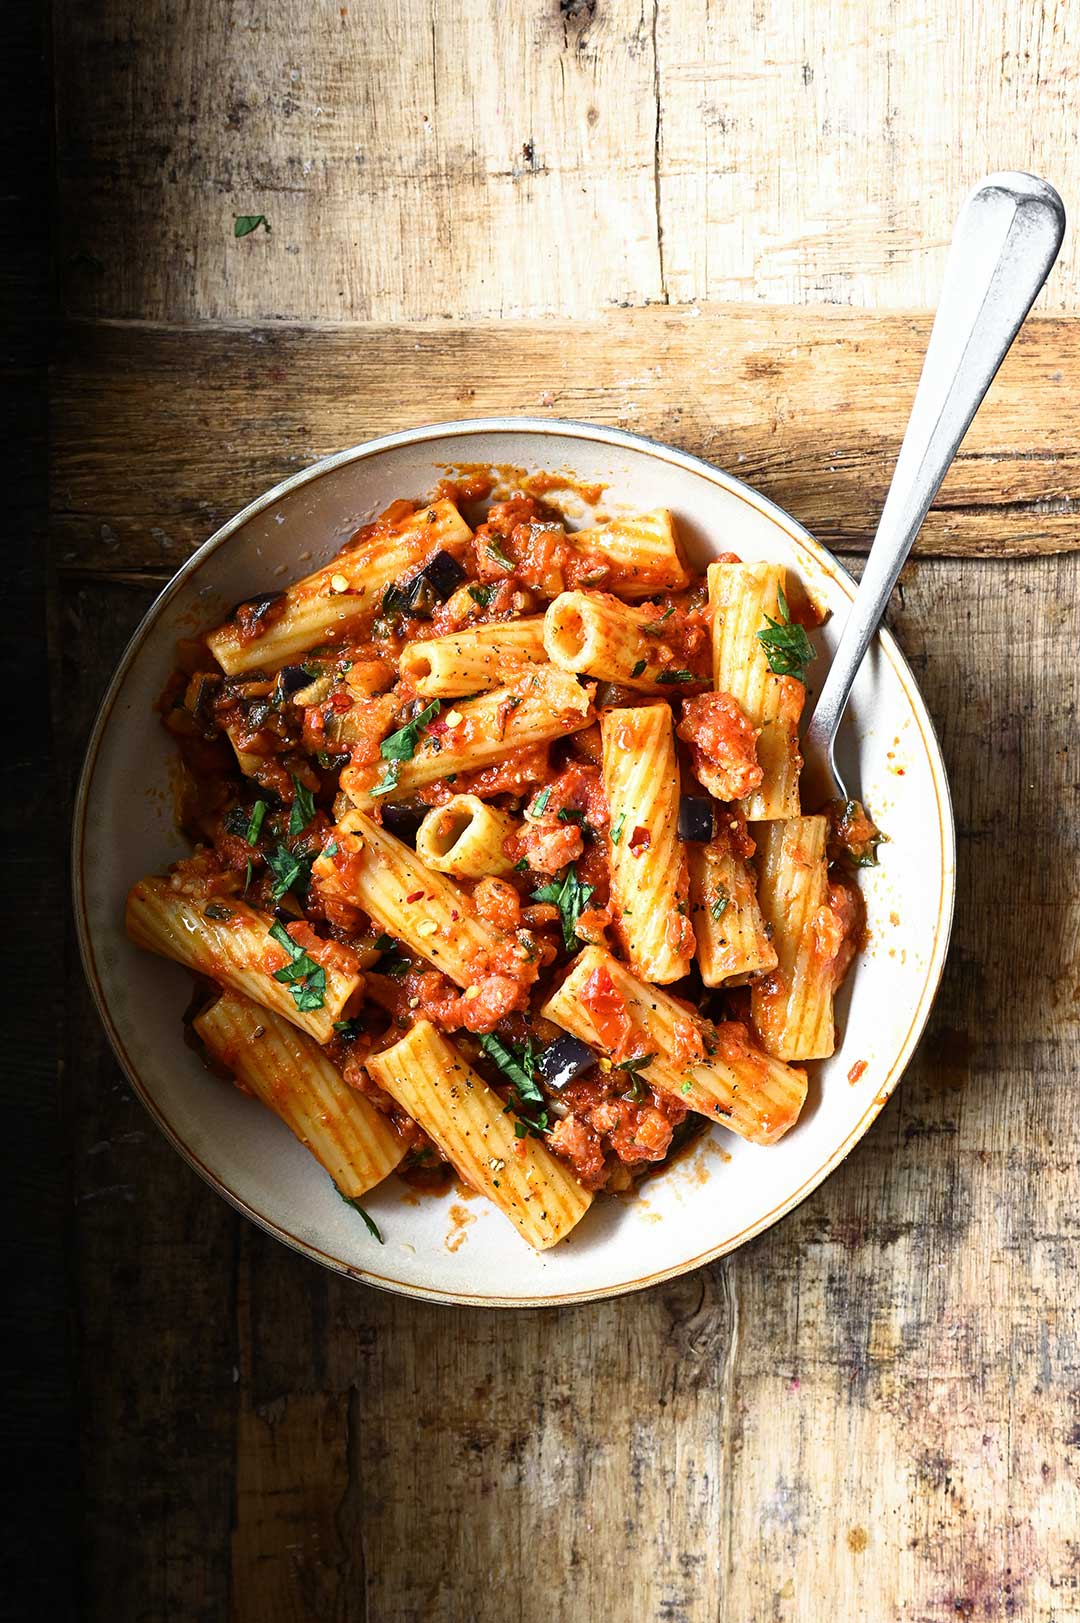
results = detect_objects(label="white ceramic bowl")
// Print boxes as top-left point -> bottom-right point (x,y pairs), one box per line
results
74,419 -> 955,1306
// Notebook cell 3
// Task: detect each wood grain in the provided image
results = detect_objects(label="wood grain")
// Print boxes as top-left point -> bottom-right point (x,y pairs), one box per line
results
53,1 -> 1080,323
62,556 -> 1080,1620
53,306 -> 1080,576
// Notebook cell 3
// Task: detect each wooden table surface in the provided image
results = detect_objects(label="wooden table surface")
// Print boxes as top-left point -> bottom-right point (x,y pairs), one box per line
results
43,3 -> 1080,1619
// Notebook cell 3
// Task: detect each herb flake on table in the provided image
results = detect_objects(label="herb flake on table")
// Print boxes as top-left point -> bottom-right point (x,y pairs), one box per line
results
336,1187 -> 384,1241
234,214 -> 270,237
756,584 -> 816,683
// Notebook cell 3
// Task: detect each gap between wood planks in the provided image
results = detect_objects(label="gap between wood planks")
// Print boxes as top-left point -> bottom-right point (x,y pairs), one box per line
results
51,305 -> 1079,579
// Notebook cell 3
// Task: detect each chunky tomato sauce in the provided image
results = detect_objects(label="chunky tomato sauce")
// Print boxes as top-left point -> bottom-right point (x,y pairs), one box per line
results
145,478 -> 870,1208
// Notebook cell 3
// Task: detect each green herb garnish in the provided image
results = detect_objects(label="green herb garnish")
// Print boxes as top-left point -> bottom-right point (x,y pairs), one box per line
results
288,776 -> 316,835
243,858 -> 252,894
610,812 -> 627,845
266,843 -> 315,903
641,606 -> 674,636
268,920 -> 327,1012
380,699 -> 441,763
478,1032 -> 544,1104
615,1052 -> 656,1102
485,540 -> 514,571
204,903 -> 234,921
234,214 -> 270,237
333,1017 -> 363,1039
336,1186 -> 383,1241
656,669 -> 694,684
710,887 -> 730,921
372,933 -> 409,978
528,786 -> 552,819
630,659 -> 647,678
468,584 -> 496,607
756,584 -> 816,683
370,759 -> 401,798
532,864 -> 595,952
245,800 -> 268,845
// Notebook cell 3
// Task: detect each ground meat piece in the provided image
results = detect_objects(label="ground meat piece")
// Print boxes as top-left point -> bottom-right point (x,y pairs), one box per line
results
472,877 -> 522,932
677,692 -> 764,802
548,1113 -> 607,1189
508,818 -> 584,875
167,847 -> 236,900
825,875 -> 865,988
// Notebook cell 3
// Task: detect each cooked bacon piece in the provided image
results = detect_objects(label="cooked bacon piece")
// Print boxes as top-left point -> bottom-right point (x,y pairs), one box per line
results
677,691 -> 764,802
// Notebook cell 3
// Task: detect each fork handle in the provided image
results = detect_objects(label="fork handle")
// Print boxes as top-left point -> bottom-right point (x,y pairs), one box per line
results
803,172 -> 1065,769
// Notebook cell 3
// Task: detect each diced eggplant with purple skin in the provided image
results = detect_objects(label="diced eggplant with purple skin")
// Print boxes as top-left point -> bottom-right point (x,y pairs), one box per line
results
404,550 -> 467,617
677,795 -> 715,843
380,804 -> 426,844
540,1034 -> 598,1091
277,664 -> 313,696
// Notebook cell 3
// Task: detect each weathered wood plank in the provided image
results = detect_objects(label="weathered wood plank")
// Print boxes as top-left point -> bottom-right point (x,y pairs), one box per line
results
64,557 -> 1080,1621
52,308 -> 1080,576
656,0 -> 1079,312
53,1 -> 1080,323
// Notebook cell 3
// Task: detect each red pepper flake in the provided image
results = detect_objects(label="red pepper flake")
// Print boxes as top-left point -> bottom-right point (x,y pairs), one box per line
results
451,910 -> 459,921
406,889 -> 424,904
847,1059 -> 868,1086
628,825 -> 651,855
329,690 -> 352,712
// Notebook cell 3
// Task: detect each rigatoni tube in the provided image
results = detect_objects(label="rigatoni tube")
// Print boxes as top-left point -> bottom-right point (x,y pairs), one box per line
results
415,795 -> 517,879
342,664 -> 593,808
194,990 -> 405,1197
398,618 -> 547,697
125,877 -> 360,1043
708,560 -> 803,821
366,1021 -> 592,1250
601,704 -> 694,984
206,498 -> 472,676
545,591 -> 688,691
542,946 -> 807,1145
312,812 -> 506,986
689,823 -> 778,987
751,816 -> 838,1060
565,509 -> 690,597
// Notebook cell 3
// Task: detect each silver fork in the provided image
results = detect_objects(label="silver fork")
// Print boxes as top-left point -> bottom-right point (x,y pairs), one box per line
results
802,172 -> 1065,806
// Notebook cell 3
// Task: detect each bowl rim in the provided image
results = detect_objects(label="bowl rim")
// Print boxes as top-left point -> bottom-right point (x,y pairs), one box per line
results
72,415 -> 956,1307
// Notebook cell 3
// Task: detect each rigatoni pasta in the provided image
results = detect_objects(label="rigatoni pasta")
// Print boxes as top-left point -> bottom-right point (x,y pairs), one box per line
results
195,990 -> 405,1197
399,618 -> 547,696
601,704 -> 693,984
751,816 -> 839,1060
366,1022 -> 592,1250
129,474 -> 871,1251
708,560 -> 804,821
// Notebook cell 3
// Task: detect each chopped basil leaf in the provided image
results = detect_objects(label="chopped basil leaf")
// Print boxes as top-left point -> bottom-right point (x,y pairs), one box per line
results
204,903 -> 233,921
615,1052 -> 656,1103
610,812 -> 627,845
234,213 -> 270,237
316,748 -> 349,770
370,759 -> 401,797
288,776 -> 316,835
380,699 -> 441,762
478,1032 -> 544,1103
756,584 -> 816,683
531,864 -> 595,952
641,605 -> 675,636
513,857 -> 529,872
266,843 -> 315,903
245,800 -> 268,845
557,806 -> 585,825
630,659 -> 647,678
710,886 -> 730,921
268,920 -> 327,1012
243,858 -> 252,894
656,669 -> 694,684
529,786 -> 552,818
468,583 -> 497,607
324,840 -> 339,857
336,1187 -> 384,1242
333,1017 -> 363,1039
485,540 -> 514,570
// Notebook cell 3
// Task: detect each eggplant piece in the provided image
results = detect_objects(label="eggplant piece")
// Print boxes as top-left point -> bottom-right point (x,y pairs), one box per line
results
677,795 -> 715,843
278,665 -> 312,696
403,550 -> 467,617
380,804 -> 425,844
540,1035 -> 598,1091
